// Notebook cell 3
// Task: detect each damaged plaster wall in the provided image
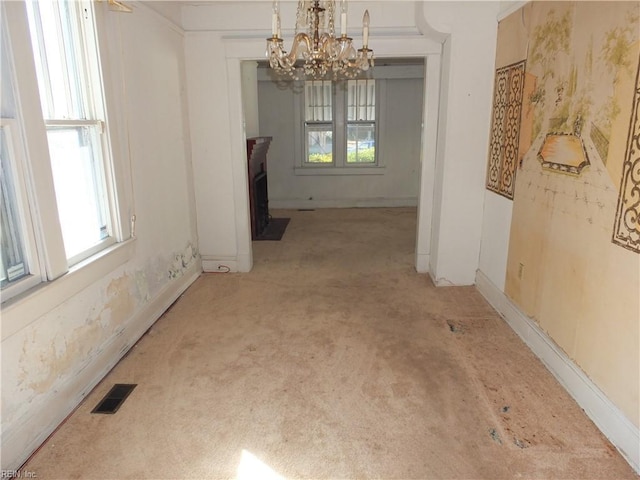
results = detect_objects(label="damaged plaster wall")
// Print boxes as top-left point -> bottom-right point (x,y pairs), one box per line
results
1,4 -> 199,470
477,1 -> 639,464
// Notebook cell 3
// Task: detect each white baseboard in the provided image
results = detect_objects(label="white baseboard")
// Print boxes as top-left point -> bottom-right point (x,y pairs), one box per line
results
202,255 -> 239,272
2,263 -> 202,471
475,270 -> 640,473
236,252 -> 252,272
269,197 -> 418,210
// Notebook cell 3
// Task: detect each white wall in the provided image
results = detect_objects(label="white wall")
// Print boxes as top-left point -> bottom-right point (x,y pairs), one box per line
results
1,3 -> 199,470
184,31 -> 249,272
257,72 -> 424,209
183,0 -> 499,283
242,61 -> 260,139
475,0 -> 528,292
478,192 -> 513,290
419,1 -> 500,285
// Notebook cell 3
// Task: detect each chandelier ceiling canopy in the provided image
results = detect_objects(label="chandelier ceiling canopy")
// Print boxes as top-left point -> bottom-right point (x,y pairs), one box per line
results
266,0 -> 374,80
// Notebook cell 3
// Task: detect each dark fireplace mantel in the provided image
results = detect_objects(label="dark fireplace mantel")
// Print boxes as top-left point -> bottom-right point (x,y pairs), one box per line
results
246,136 -> 272,239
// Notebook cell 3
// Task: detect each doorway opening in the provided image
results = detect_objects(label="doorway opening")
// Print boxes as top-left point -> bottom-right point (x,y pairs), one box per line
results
241,57 -> 435,271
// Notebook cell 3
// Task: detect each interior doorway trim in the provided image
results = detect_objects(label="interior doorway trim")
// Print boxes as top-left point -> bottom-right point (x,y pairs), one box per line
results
223,35 -> 443,274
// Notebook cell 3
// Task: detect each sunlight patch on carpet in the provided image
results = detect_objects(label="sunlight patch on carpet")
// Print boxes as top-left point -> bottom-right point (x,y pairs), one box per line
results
237,450 -> 285,480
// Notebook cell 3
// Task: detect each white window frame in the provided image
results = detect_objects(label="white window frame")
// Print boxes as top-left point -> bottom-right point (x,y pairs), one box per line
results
26,0 -> 119,266
303,80 -> 335,166
345,79 -> 376,165
0,119 -> 45,299
1,0 -> 134,322
294,78 -> 385,176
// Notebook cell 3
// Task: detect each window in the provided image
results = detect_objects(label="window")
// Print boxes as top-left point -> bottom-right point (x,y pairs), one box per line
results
0,128 -> 26,287
0,121 -> 41,295
26,0 -> 115,265
346,80 -> 375,164
305,80 -> 333,164
0,0 -> 130,305
302,79 -> 377,168
1,11 -> 43,299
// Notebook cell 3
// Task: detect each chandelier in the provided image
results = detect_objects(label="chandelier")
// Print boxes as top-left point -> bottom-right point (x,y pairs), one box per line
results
266,0 -> 374,80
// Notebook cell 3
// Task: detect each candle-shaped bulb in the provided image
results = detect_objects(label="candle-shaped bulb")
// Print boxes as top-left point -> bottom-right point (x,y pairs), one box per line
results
340,0 -> 348,35
362,9 -> 370,47
272,0 -> 279,36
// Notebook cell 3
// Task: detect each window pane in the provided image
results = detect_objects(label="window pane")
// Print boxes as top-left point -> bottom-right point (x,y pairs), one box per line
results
0,128 -> 29,287
26,0 -> 88,120
347,124 -> 375,163
305,80 -> 332,122
347,79 -> 375,121
306,124 -> 333,163
1,33 -> 16,118
47,126 -> 110,259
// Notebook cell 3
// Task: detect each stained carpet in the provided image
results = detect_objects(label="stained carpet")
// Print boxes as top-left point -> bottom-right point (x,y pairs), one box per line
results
20,208 -> 636,479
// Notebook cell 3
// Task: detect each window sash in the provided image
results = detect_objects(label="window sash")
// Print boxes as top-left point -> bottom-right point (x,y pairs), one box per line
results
46,122 -> 114,264
1,127 -> 28,286
346,122 -> 376,164
27,0 -> 117,266
305,122 -> 334,164
305,80 -> 333,122
0,120 -> 43,297
347,79 -> 375,121
26,0 -> 94,120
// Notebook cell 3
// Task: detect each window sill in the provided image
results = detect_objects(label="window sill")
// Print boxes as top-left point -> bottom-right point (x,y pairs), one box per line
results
294,166 -> 385,176
1,238 -> 136,341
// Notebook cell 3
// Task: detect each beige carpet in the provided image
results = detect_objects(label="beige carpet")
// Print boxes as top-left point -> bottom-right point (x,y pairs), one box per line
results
22,208 -> 636,479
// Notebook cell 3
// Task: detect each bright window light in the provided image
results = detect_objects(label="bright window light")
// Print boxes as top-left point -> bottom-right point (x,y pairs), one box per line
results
237,450 -> 285,480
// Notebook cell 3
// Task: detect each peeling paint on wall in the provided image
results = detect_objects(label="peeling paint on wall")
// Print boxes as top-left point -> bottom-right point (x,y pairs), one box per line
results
14,273 -> 138,397
6,245 -> 200,428
169,243 -> 199,279
106,275 -> 137,325
1,1 -> 201,470
498,1 -> 640,427
134,271 -> 151,304
18,320 -> 105,395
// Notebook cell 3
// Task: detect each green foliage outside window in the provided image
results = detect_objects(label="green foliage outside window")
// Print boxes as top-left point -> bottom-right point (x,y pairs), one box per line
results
308,153 -> 333,163
347,147 -> 375,163
308,147 -> 375,164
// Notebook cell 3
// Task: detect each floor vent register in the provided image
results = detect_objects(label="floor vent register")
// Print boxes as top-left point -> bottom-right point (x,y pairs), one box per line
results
91,384 -> 137,414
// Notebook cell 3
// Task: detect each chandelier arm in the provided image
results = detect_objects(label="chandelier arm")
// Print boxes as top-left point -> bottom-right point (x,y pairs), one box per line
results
289,32 -> 313,62
266,33 -> 314,74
